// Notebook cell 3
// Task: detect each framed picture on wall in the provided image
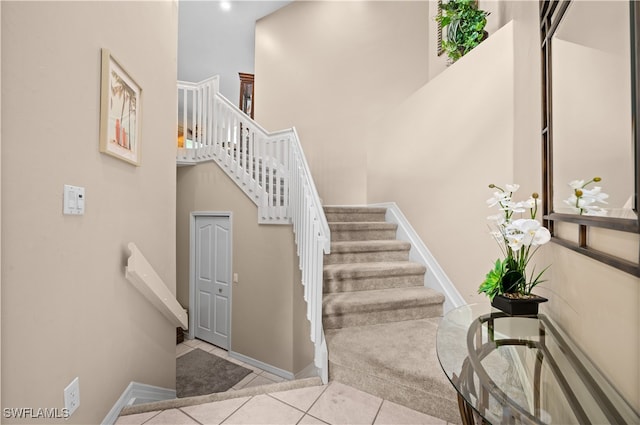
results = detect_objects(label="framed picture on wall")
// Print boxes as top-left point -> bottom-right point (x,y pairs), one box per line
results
99,48 -> 142,166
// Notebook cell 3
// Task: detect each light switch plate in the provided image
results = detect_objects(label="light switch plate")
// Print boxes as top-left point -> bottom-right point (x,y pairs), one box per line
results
63,185 -> 85,215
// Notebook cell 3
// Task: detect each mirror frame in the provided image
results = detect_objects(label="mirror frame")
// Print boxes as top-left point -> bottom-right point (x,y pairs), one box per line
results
540,0 -> 640,277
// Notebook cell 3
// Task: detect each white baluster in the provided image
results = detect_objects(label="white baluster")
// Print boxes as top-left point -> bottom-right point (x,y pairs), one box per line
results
177,80 -> 331,381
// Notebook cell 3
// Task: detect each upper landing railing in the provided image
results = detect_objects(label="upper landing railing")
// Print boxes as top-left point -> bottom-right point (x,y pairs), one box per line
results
177,76 -> 331,382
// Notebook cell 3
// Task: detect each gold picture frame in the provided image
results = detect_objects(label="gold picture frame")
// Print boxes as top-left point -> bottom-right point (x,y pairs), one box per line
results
99,48 -> 142,166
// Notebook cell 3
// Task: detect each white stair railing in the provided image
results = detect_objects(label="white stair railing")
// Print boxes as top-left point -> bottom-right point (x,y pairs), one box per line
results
177,78 -> 331,382
177,75 -> 219,162
288,127 -> 331,382
178,80 -> 290,224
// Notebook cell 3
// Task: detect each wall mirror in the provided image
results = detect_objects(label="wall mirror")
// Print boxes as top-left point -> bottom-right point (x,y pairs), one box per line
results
541,0 -> 640,276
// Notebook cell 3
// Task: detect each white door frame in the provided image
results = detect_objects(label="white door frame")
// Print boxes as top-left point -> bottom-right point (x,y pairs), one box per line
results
188,211 -> 233,350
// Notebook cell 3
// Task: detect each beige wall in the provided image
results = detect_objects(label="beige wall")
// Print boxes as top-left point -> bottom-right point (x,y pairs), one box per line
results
176,162 -> 313,374
256,0 -> 639,412
255,1 -> 430,205
1,2 -> 178,423
367,21 -> 516,304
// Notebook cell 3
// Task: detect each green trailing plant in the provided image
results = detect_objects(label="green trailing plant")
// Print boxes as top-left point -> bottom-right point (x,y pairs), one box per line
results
435,0 -> 490,62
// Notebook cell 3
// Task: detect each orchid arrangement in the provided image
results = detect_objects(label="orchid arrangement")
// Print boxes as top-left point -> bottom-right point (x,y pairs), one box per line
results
478,184 -> 551,300
563,177 -> 609,216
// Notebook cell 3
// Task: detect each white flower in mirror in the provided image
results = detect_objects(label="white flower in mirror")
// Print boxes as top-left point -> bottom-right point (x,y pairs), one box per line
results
564,177 -> 609,216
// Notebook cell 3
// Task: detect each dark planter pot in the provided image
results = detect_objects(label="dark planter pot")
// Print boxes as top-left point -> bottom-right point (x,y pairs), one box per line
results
491,294 -> 548,316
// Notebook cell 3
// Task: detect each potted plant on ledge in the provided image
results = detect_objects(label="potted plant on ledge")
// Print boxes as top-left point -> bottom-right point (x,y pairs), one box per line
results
478,184 -> 551,315
435,0 -> 490,63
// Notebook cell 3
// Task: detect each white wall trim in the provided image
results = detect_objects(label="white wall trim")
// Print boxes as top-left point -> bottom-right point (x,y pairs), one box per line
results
101,382 -> 175,425
126,243 -> 188,329
368,202 -> 466,312
188,212 -> 233,351
294,362 -> 319,380
229,350 -> 295,381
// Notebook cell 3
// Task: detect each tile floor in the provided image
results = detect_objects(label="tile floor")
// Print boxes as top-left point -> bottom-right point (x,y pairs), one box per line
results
116,338 -> 453,425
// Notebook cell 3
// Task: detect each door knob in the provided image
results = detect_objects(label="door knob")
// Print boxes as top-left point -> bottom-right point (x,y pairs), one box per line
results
219,288 -> 222,293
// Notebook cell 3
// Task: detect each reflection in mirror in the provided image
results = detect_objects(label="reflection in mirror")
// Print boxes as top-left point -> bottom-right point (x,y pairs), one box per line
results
551,1 -> 636,219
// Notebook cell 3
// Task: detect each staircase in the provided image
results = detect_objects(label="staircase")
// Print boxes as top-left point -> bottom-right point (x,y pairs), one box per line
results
178,78 -> 331,379
322,206 -> 460,423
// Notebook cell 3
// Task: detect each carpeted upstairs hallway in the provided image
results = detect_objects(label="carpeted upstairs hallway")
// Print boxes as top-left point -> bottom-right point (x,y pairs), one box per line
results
322,206 -> 460,424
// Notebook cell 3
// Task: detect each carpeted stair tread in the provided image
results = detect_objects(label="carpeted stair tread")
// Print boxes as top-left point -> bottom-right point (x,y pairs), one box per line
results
325,318 -> 459,422
329,240 -> 411,253
323,286 -> 444,314
324,206 -> 388,214
324,261 -> 426,279
325,240 -> 411,265
324,206 -> 388,223
328,222 -> 397,231
119,377 -> 323,416
329,222 -> 398,241
323,261 -> 427,292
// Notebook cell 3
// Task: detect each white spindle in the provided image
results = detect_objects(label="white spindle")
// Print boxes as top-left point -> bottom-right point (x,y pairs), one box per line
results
177,77 -> 330,382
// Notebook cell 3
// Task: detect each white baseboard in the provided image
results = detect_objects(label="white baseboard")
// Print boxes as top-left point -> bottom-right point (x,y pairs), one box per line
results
102,382 -> 176,425
294,362 -> 319,380
368,202 -> 466,313
229,351 -> 295,381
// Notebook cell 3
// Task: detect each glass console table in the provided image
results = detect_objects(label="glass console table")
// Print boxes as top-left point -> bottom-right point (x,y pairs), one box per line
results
436,304 -> 640,425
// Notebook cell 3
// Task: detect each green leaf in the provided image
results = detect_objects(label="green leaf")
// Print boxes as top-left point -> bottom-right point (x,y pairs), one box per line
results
438,0 -> 489,62
478,259 -> 506,300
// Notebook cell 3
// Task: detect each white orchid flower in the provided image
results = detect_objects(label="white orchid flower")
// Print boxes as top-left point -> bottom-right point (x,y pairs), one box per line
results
505,184 -> 520,193
487,191 -> 509,207
576,197 -> 590,207
524,196 -> 541,209
506,233 -> 525,251
569,180 -> 584,190
510,201 -> 529,213
564,195 -> 578,206
565,178 -> 609,215
507,219 -> 550,247
532,226 -> 551,245
581,187 -> 609,204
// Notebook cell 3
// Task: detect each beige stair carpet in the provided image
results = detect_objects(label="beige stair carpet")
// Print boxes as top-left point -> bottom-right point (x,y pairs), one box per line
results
322,206 -> 459,423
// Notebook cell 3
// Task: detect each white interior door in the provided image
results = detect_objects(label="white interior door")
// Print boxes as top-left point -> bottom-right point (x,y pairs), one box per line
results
194,215 -> 231,349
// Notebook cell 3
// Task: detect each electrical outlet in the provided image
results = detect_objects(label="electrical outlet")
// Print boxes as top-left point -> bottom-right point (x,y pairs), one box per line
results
64,377 -> 80,416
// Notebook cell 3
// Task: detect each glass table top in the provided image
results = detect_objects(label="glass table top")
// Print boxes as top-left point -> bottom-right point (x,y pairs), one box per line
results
436,303 -> 640,425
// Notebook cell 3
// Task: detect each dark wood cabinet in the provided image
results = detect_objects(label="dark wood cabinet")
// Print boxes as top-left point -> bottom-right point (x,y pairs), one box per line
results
239,72 -> 254,119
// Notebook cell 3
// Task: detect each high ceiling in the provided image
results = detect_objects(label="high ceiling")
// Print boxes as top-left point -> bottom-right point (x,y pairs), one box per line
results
178,0 -> 291,102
